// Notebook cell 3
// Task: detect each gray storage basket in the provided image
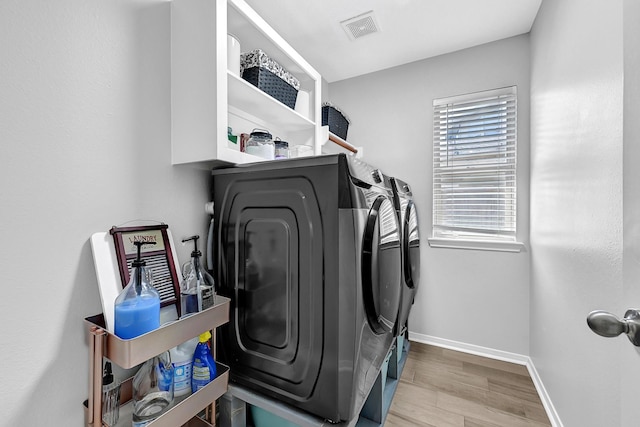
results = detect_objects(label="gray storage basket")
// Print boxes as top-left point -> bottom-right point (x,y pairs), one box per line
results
240,49 -> 300,109
322,104 -> 350,140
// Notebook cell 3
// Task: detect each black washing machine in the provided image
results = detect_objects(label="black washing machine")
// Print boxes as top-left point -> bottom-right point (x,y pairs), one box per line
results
209,154 -> 401,423
386,176 -> 421,337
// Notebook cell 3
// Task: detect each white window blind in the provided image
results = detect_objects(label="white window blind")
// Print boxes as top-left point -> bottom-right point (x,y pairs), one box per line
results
432,86 -> 517,242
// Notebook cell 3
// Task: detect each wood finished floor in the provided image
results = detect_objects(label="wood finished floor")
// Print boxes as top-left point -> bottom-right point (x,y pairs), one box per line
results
385,342 -> 551,427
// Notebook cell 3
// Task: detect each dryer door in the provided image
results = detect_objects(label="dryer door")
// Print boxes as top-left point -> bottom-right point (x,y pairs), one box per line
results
404,199 -> 421,291
362,195 -> 402,334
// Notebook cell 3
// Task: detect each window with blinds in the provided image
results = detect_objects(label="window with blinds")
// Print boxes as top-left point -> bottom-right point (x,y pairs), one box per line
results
432,86 -> 517,242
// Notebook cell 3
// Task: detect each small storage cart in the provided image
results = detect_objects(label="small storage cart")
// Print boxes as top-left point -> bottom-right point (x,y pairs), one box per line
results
83,296 -> 231,427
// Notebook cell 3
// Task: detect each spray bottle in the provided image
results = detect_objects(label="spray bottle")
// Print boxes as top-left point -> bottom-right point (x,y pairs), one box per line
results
191,331 -> 217,393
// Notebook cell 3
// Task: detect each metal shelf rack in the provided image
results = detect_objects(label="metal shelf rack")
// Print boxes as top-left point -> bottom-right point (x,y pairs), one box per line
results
83,296 -> 231,427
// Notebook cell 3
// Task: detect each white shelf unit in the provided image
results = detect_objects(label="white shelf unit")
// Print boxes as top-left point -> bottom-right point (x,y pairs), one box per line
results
171,0 -> 322,167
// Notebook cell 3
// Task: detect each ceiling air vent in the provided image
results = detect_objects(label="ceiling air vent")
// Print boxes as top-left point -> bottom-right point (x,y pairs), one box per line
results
340,11 -> 380,41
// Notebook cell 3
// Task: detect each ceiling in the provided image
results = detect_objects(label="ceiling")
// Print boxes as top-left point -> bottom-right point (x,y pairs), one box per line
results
244,0 -> 542,83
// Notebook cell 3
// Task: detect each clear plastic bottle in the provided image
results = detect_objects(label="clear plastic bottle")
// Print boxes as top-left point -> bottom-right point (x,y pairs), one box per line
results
114,241 -> 161,339
132,351 -> 174,427
181,235 -> 215,317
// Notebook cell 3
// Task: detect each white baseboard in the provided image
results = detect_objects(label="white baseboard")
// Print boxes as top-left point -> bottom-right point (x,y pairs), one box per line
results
408,332 -> 529,365
525,355 -> 563,427
408,332 -> 563,427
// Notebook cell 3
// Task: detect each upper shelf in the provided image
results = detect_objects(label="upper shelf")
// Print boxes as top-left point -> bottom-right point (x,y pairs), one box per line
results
228,72 -> 314,131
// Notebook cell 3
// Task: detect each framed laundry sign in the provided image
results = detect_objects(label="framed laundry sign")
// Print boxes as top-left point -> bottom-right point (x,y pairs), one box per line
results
109,224 -> 182,316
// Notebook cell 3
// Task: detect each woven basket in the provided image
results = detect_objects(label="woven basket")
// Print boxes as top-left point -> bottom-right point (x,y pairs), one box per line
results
322,105 -> 350,140
240,49 -> 300,109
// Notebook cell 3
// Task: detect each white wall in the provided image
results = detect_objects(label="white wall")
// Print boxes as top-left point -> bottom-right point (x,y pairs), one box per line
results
329,35 -> 531,355
0,1 -> 211,425
3,1 -> 630,424
529,0 -> 624,425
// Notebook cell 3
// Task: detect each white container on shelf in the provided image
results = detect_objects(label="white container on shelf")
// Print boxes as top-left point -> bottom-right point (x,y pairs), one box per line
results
227,34 -> 241,76
291,145 -> 314,158
294,90 -> 310,119
245,129 -> 275,160
170,337 -> 199,397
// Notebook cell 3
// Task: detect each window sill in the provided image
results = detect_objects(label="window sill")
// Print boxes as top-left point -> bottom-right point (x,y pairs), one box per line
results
427,237 -> 526,253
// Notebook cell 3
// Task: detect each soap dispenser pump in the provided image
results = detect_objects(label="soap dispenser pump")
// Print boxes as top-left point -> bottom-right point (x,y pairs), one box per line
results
114,241 -> 161,339
180,235 -> 215,317
101,361 -> 120,426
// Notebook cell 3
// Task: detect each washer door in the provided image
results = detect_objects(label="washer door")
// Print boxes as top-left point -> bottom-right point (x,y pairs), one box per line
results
403,199 -> 421,291
362,195 -> 402,334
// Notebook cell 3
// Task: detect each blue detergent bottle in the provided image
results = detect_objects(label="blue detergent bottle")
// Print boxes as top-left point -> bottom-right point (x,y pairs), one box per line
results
114,241 -> 161,339
191,331 -> 217,393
